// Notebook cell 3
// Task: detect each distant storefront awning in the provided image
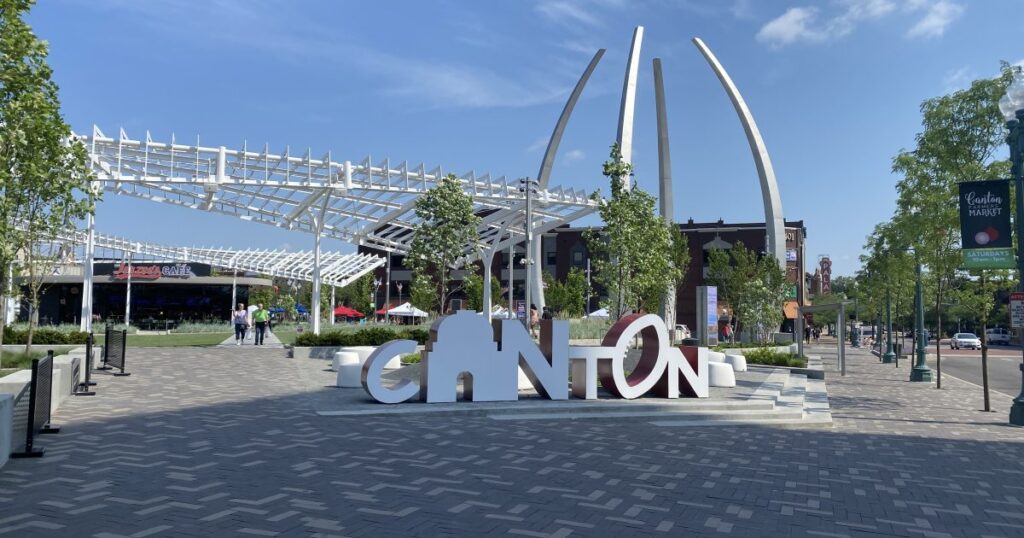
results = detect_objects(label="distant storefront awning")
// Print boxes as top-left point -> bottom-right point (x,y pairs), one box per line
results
784,301 -> 799,319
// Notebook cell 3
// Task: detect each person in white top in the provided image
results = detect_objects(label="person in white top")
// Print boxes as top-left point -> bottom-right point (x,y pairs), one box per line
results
233,303 -> 250,345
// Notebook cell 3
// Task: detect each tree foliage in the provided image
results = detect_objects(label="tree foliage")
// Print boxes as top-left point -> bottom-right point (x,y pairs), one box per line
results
857,64 -> 1016,349
706,241 -> 787,342
407,174 -> 480,315
543,268 -> 587,318
586,144 -> 679,319
0,0 -> 97,353
334,273 -> 374,312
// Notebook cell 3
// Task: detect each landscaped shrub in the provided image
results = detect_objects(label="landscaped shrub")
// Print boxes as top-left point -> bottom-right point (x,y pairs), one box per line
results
2,327 -> 90,345
742,347 -> 806,368
712,342 -> 777,351
295,327 -> 430,347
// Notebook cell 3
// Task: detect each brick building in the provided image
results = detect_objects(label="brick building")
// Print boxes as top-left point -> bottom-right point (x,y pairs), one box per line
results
363,219 -> 808,333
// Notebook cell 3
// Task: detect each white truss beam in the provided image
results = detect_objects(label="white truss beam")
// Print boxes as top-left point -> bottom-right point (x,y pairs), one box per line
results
78,128 -> 600,257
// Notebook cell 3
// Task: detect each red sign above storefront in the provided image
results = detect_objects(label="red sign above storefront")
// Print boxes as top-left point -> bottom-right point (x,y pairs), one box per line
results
111,263 -> 195,280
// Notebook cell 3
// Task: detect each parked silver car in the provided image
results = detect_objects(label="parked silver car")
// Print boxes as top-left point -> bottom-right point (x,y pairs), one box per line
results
950,332 -> 981,350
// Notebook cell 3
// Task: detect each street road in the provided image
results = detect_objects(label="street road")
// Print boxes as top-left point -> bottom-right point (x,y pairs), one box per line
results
927,351 -> 1023,399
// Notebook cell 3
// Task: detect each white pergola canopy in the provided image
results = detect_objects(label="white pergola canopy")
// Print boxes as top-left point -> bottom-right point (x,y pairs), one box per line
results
43,225 -> 384,288
77,127 -> 600,257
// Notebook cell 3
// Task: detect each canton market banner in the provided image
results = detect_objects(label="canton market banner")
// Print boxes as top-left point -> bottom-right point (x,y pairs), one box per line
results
959,180 -> 1014,269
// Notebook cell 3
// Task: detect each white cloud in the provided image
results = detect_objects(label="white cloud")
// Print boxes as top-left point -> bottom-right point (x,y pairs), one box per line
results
564,149 -> 586,163
756,7 -> 825,47
525,137 -> 549,153
942,66 -> 973,92
84,0 -> 578,110
906,0 -> 964,39
731,0 -> 757,20
535,0 -> 604,28
756,0 -> 963,48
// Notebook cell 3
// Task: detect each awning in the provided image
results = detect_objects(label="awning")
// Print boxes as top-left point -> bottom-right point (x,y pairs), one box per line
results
784,301 -> 799,319
333,305 -> 364,317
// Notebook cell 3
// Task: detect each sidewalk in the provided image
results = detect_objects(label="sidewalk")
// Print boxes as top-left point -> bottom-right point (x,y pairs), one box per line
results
217,326 -> 284,348
0,342 -> 1021,537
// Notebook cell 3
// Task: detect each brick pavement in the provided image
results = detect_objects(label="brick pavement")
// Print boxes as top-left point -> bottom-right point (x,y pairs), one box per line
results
0,344 -> 1021,537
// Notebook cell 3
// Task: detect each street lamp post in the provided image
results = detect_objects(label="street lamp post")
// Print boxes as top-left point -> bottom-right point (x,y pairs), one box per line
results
910,256 -> 933,382
883,286 -> 896,363
1000,68 -> 1024,425
520,177 -> 538,328
373,277 -> 382,321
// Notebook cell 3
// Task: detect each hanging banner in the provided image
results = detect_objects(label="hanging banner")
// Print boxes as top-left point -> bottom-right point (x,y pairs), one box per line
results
959,180 -> 1014,269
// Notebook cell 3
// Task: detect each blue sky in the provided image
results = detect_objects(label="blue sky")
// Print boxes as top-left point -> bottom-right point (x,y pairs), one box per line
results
32,0 -> 1023,277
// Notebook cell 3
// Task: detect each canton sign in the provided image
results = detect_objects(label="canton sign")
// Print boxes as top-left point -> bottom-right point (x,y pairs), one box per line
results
361,311 -> 709,404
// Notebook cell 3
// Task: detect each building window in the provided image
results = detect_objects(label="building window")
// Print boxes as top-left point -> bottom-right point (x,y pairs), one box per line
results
572,251 -> 584,266
547,252 -> 557,266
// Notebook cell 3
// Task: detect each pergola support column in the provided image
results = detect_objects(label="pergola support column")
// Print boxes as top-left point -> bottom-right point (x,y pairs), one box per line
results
80,211 -> 96,332
312,230 -> 322,335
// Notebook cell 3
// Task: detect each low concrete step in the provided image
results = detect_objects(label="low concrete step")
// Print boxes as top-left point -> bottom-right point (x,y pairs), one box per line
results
649,415 -> 833,429
490,407 -> 804,422
319,396 -> 773,417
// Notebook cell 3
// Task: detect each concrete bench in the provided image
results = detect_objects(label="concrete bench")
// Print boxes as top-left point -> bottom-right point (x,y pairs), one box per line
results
708,361 -> 736,388
335,352 -> 362,388
724,353 -> 747,372
339,346 -> 401,370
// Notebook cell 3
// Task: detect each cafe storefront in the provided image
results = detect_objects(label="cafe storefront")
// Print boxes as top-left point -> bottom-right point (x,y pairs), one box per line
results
20,262 -> 270,327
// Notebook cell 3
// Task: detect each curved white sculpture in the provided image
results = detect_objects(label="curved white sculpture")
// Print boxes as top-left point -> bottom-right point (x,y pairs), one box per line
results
653,57 -> 676,326
537,50 -> 605,190
616,26 -> 644,179
532,49 -> 606,311
692,37 -> 786,270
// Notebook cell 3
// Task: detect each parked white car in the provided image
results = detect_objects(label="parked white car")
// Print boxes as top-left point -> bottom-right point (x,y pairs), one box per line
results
985,328 -> 1011,346
950,332 -> 982,350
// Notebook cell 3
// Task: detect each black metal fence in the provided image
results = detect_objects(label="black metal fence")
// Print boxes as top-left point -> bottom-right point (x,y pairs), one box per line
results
11,351 -> 61,458
102,324 -> 130,376
74,333 -> 97,396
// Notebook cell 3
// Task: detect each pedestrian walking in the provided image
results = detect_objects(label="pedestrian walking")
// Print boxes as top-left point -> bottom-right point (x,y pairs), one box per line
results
529,304 -> 539,337
252,303 -> 269,346
804,325 -> 811,344
233,303 -> 249,345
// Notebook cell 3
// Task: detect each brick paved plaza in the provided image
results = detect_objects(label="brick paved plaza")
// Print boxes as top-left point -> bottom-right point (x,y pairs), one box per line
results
1,344 -> 1022,537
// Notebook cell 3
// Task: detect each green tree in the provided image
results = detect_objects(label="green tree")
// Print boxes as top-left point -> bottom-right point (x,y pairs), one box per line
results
586,144 -> 678,319
335,273 -> 374,313
948,270 -> 1005,410
409,275 -> 435,314
707,241 -> 785,342
0,0 -> 97,354
664,225 -> 690,325
463,271 -> 484,312
543,267 -> 587,318
248,285 -> 275,309
407,174 -> 481,315
889,64 -> 1015,369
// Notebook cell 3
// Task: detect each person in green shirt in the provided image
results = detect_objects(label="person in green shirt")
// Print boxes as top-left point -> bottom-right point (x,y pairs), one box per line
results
252,304 -> 270,345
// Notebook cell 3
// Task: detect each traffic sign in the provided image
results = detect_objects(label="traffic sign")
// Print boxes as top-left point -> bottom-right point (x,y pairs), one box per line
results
1011,292 -> 1024,329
